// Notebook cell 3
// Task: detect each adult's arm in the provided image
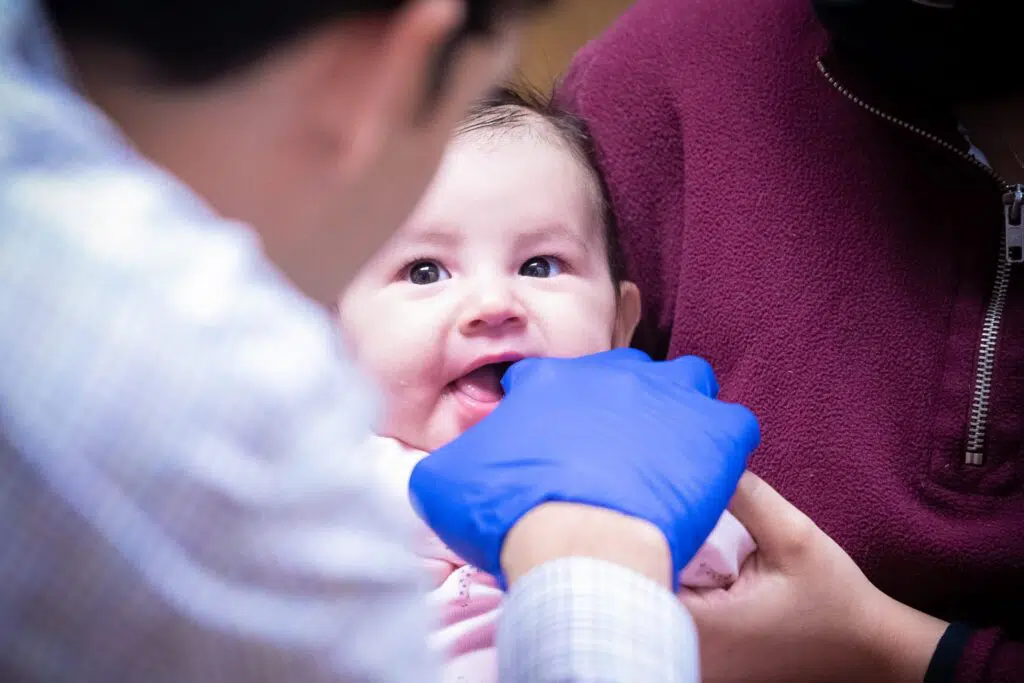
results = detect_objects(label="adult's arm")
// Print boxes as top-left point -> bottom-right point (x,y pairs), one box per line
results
499,558 -> 697,683
497,505 -> 699,682
0,159 -> 435,682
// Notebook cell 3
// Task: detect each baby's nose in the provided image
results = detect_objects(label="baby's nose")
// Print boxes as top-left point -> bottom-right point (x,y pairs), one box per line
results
458,289 -> 526,336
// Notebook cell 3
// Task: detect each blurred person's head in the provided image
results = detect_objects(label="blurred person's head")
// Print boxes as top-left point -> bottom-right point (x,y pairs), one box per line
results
339,86 -> 641,451
42,0 -> 554,303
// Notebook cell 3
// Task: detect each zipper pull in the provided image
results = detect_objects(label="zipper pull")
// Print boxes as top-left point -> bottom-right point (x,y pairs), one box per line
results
1003,184 -> 1023,264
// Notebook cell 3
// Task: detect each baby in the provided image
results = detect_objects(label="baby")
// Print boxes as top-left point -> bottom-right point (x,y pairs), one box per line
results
339,87 -> 755,682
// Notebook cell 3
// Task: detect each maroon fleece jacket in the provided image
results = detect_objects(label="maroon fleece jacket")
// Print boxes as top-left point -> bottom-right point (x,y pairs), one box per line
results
558,1 -> 1024,681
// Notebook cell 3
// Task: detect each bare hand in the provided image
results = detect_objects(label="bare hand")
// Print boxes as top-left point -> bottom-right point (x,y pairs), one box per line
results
681,473 -> 947,683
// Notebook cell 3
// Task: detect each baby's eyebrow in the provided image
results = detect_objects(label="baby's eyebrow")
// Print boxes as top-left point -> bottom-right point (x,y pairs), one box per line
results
398,226 -> 462,248
514,223 -> 592,255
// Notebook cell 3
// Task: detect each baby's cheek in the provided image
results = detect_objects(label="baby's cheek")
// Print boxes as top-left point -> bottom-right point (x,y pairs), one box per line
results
339,299 -> 453,447
547,320 -> 619,358
535,288 -> 621,357
378,393 -> 463,453
343,325 -> 415,387
371,377 -> 445,446
371,387 -> 422,441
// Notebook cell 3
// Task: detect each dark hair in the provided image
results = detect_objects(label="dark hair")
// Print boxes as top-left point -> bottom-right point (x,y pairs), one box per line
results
41,0 -> 554,89
456,84 -> 627,284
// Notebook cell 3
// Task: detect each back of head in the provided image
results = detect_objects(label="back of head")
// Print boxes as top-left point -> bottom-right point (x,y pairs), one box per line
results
36,1 -> 557,305
41,0 -> 552,86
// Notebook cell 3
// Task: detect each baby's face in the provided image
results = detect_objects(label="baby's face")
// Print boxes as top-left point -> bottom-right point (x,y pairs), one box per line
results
340,132 -> 639,451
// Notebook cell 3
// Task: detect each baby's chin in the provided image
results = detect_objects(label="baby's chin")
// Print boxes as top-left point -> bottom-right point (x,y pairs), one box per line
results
377,400 -> 480,453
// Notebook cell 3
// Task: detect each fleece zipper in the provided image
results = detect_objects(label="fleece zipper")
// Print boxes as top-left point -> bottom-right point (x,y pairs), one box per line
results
817,59 -> 1018,466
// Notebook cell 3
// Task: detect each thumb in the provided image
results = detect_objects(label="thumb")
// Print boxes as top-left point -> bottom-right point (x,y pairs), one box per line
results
664,355 -> 720,398
500,356 -> 542,393
727,471 -> 815,558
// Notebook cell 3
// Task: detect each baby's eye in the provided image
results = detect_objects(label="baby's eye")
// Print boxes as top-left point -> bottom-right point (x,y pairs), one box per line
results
519,256 -> 563,278
406,260 -> 451,285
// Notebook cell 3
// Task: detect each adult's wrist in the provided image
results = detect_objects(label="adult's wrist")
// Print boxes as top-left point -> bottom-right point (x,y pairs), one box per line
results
864,593 -> 949,683
500,502 -> 673,589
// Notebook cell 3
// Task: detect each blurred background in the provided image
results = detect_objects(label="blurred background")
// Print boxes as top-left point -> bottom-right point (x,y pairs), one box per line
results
518,0 -> 634,88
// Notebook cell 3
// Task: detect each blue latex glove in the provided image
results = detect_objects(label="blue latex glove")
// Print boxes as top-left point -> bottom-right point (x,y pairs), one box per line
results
408,348 -> 760,587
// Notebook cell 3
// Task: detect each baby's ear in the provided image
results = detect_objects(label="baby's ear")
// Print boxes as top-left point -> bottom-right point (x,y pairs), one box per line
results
612,281 -> 641,348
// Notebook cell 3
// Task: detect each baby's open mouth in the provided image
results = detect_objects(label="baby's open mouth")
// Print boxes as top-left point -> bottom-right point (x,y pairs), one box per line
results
450,361 -> 514,404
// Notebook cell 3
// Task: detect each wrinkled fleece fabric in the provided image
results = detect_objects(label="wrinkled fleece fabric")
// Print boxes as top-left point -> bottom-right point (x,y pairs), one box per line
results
556,0 -> 1024,681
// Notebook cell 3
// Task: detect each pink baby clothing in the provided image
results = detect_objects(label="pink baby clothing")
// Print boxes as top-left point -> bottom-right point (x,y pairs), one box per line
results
368,435 -> 756,683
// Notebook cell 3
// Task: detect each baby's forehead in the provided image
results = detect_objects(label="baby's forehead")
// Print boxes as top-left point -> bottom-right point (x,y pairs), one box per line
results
379,108 -> 615,268
404,148 -> 601,240
449,125 -> 602,208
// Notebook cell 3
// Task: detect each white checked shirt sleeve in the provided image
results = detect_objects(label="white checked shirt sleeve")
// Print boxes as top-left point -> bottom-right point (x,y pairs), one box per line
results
0,3 -> 436,682
498,558 -> 700,683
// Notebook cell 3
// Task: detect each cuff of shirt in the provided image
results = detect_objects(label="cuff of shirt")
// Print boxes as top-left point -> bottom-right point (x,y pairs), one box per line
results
496,557 -> 699,683
924,622 -> 974,683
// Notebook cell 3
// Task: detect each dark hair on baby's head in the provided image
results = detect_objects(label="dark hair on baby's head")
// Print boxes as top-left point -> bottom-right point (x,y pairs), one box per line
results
455,84 -> 627,284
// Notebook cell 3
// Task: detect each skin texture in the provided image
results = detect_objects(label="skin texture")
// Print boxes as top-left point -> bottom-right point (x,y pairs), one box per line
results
682,473 -> 947,683
340,127 -> 641,452
503,502 -> 672,587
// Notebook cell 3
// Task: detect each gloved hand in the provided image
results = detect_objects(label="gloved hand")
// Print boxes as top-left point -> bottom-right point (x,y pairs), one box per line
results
408,348 -> 760,587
